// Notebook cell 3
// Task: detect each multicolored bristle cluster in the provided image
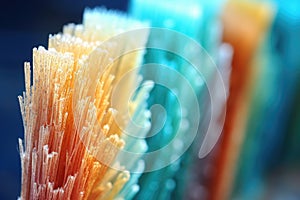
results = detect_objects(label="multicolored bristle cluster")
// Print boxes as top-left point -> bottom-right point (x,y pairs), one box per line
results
18,8 -> 151,200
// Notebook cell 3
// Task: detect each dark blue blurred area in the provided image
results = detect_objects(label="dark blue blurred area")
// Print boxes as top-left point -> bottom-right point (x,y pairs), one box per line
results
0,1 -> 127,199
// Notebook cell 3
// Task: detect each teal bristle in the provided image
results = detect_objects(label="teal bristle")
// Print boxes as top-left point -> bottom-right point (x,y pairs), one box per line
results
129,0 -> 229,199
